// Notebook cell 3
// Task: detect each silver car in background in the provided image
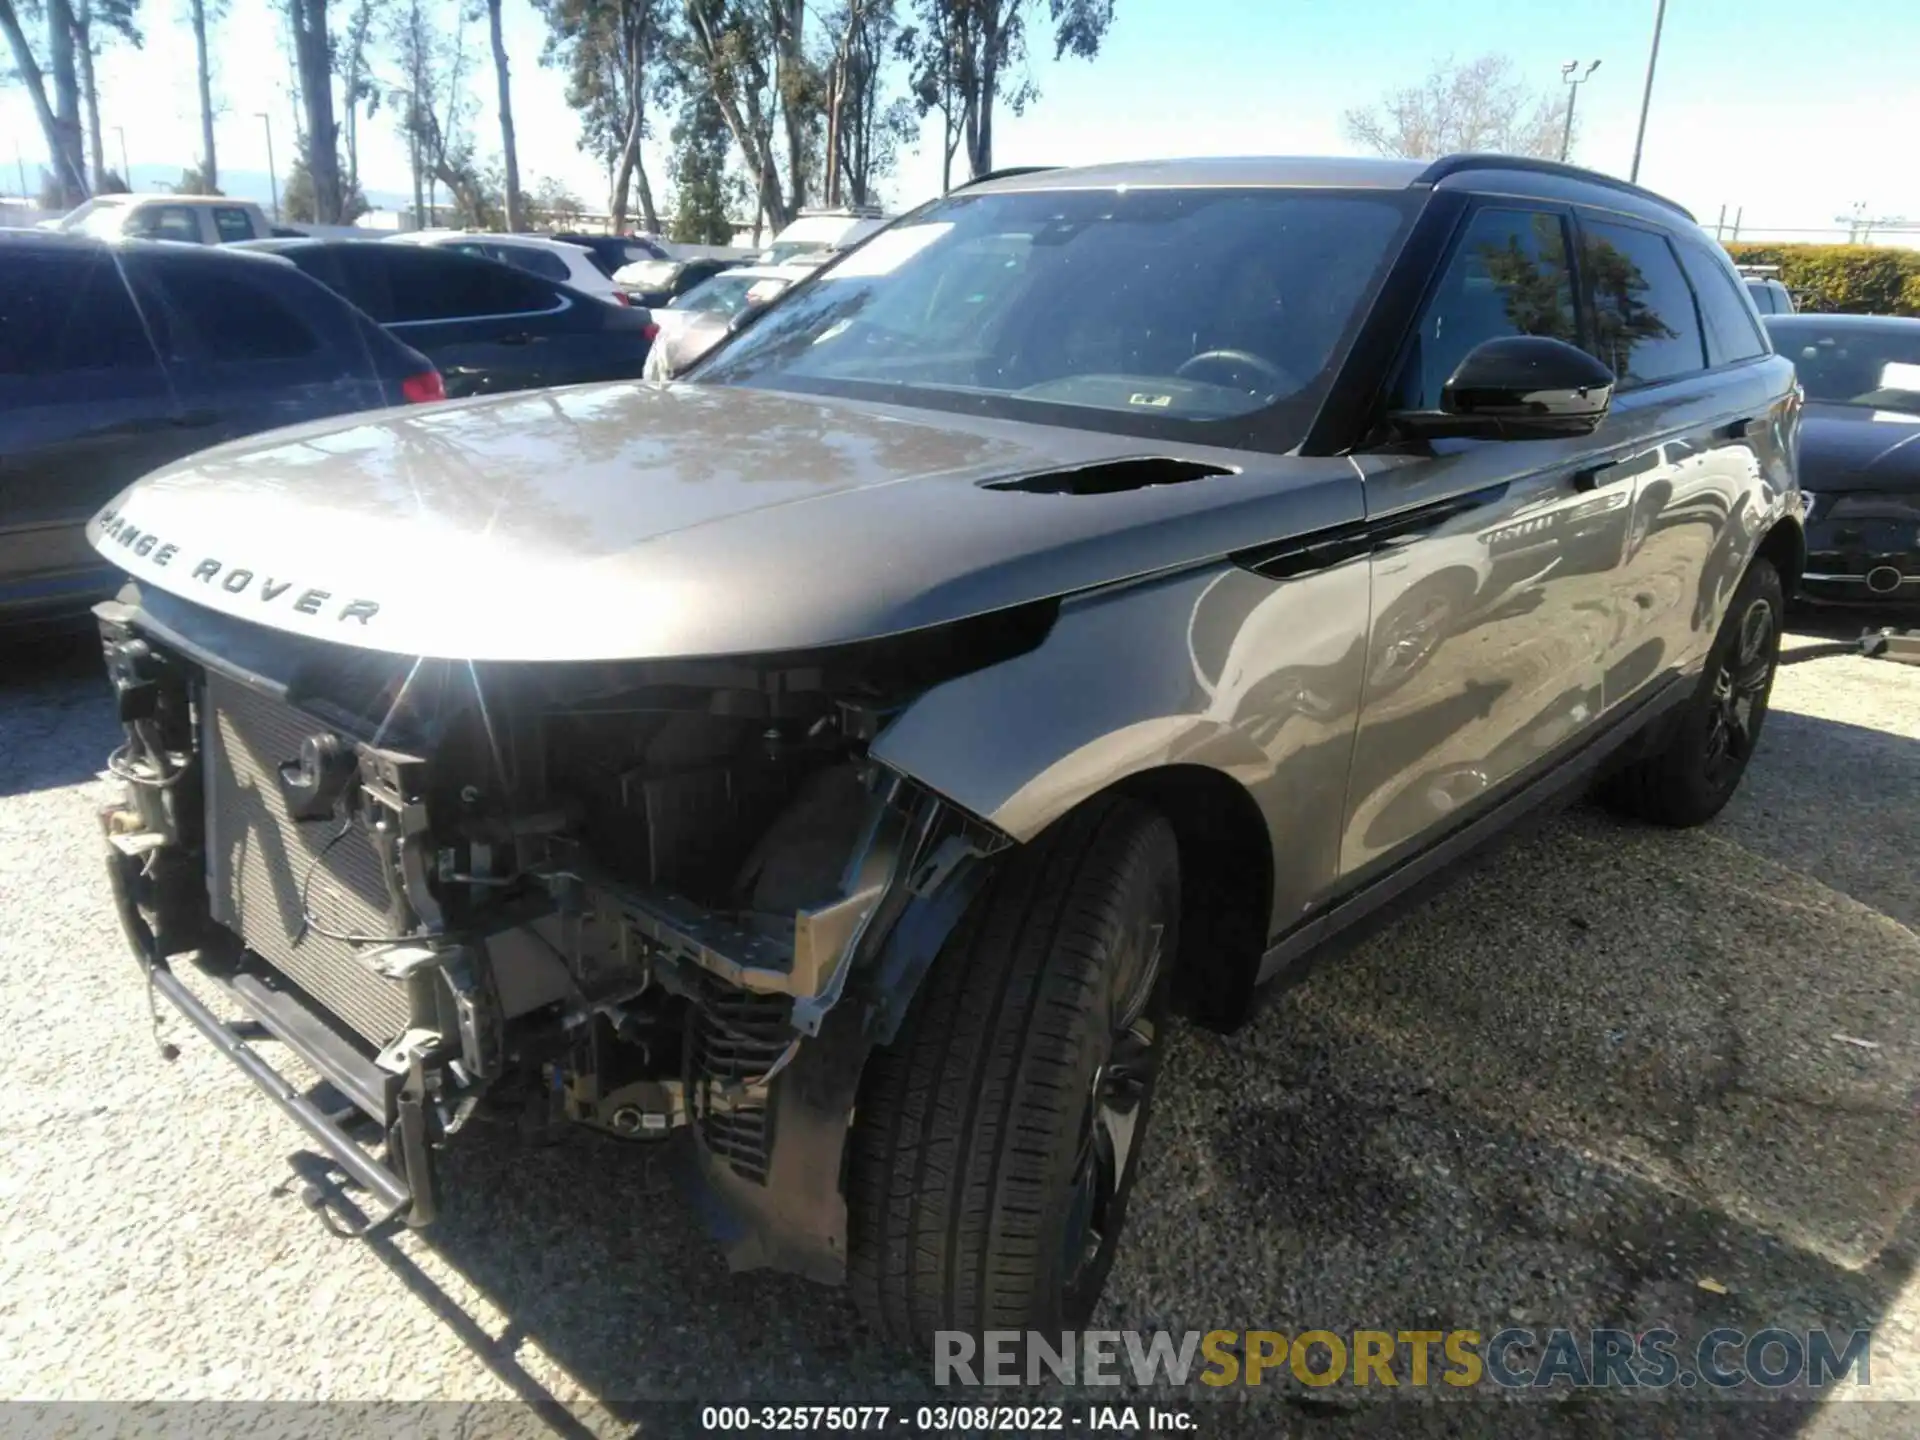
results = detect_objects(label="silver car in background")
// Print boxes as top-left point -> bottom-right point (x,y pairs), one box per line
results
641,262 -> 818,379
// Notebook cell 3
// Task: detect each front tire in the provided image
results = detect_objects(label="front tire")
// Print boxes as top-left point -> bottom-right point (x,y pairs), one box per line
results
847,795 -> 1179,1351
1603,556 -> 1784,828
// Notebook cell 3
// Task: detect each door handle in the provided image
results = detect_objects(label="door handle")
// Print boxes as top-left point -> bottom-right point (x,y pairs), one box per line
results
496,333 -> 536,346
1719,416 -> 1765,440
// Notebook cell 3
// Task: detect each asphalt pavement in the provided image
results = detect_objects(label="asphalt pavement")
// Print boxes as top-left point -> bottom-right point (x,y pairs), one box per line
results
0,620 -> 1914,1439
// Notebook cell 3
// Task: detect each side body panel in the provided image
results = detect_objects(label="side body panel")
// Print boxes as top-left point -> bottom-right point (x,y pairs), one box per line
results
1591,361 -> 1793,707
871,554 -> 1371,936
0,373 -> 188,628
1339,445 -> 1621,876
0,246 -> 190,629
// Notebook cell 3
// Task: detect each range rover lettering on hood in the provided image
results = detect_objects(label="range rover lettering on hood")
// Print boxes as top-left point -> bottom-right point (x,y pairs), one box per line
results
96,508 -> 381,626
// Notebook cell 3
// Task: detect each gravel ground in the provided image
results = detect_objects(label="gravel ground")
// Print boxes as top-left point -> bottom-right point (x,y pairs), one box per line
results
0,618 -> 1915,1440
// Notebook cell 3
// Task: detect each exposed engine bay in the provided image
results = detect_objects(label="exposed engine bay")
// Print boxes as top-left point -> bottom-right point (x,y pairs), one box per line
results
95,588 -> 1039,1276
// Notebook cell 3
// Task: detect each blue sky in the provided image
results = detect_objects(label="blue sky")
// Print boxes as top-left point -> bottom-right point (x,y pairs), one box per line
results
4,0 -> 1913,239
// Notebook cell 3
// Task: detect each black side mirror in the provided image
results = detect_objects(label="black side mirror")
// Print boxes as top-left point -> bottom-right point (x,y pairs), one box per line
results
1389,335 -> 1616,441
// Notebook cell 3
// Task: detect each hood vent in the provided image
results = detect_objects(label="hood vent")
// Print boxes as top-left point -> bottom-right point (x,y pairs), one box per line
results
982,457 -> 1235,497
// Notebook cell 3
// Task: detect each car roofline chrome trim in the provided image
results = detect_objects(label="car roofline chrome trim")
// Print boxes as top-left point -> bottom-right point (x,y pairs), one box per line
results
386,291 -> 572,330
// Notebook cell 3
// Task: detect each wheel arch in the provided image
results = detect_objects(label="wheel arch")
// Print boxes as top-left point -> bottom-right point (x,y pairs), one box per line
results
1756,512 -> 1806,596
1109,764 -> 1274,1031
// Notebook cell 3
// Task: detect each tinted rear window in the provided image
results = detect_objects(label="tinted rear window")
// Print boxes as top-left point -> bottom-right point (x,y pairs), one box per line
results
124,205 -> 204,243
1580,219 -> 1708,387
213,207 -> 258,243
383,248 -> 559,321
497,245 -> 572,282
1678,244 -> 1769,366
0,248 -> 164,376
145,258 -> 323,362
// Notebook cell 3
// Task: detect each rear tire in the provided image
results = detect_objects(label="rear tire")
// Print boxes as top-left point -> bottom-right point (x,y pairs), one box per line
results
1603,556 -> 1784,828
847,795 -> 1179,1351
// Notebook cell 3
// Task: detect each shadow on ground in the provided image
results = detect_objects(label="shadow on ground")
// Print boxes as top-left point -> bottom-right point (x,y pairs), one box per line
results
0,633 -> 116,797
15,613 -> 1913,1438
303,701 -> 1918,1439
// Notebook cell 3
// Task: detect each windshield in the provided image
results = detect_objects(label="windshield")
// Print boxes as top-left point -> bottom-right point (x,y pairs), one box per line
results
1768,317 -> 1920,414
675,273 -> 778,316
697,186 -> 1414,442
59,197 -> 131,235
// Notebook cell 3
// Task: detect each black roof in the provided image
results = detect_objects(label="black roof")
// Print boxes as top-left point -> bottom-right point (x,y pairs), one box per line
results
0,229 -> 297,267
1416,154 -> 1694,221
962,153 -> 1695,228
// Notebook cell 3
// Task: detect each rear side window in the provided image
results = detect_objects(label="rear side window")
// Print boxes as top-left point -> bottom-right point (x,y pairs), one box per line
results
125,205 -> 203,243
495,245 -> 572,282
313,246 -> 400,323
212,207 -> 257,243
383,248 -> 559,322
1580,219 -> 1707,387
1390,207 -> 1578,411
146,258 -> 323,362
1677,245 -> 1768,366
0,249 -> 164,376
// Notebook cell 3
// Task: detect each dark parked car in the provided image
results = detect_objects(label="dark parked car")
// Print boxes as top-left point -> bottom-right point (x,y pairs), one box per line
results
89,155 -> 1802,1354
236,238 -> 655,397
548,230 -> 673,278
1767,312 -> 1920,604
0,233 -> 439,637
1742,270 -> 1796,315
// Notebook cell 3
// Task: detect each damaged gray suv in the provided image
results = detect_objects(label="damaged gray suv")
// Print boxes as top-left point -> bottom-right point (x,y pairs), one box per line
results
91,155 -> 1801,1350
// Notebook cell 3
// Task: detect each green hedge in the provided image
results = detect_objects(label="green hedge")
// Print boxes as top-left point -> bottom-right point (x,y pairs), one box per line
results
1723,242 -> 1920,316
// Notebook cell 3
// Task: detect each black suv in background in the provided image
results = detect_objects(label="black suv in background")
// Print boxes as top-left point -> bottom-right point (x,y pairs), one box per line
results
0,233 -> 441,637
548,231 -> 673,278
236,239 -> 656,396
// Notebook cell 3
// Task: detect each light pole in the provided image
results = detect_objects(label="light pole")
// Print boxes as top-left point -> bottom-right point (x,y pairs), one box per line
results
113,125 -> 130,189
1629,0 -> 1669,183
1559,60 -> 1600,163
257,112 -> 279,222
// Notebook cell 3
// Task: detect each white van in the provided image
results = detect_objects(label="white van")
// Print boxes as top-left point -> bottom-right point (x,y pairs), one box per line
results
762,207 -> 891,264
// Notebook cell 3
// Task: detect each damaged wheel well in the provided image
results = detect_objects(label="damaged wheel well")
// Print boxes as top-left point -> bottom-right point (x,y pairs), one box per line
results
1111,765 -> 1271,1031
1756,515 -> 1805,595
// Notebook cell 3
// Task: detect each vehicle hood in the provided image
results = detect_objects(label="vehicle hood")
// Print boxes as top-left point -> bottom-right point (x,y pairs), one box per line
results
1800,402 -> 1920,492
88,381 -> 1359,661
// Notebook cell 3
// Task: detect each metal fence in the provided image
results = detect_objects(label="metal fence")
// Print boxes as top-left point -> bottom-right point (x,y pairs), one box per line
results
1706,207 -> 1920,249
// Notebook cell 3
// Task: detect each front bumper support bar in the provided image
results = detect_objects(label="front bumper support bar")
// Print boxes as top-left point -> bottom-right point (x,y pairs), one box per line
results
105,815 -> 432,1232
146,964 -> 417,1223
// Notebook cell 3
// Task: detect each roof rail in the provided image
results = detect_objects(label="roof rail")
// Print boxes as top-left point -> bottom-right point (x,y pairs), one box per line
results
952,165 -> 1061,191
1415,154 -> 1695,222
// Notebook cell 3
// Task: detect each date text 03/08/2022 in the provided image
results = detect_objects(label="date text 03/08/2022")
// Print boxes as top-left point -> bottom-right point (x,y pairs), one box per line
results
699,1406 -> 1193,1431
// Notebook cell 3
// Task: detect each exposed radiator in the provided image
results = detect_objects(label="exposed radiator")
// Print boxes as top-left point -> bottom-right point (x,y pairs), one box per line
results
202,674 -> 413,1047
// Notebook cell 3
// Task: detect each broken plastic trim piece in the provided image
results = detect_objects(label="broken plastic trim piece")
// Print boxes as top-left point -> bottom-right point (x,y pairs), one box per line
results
981,457 -> 1235,496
